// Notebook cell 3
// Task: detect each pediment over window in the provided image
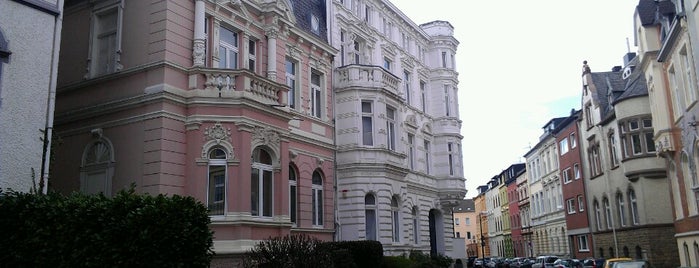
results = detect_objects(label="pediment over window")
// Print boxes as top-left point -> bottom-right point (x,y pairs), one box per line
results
258,0 -> 296,24
217,0 -> 254,22
421,122 -> 432,134
405,114 -> 417,129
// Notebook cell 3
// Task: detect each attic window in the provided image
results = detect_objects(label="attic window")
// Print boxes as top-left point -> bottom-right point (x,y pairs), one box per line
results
311,15 -> 320,34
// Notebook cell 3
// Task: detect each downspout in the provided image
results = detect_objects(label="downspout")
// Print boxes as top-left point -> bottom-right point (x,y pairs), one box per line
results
327,0 -> 341,242
40,0 -> 64,194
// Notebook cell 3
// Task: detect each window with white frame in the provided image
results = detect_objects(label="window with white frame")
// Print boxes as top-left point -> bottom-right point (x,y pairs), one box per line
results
285,58 -> 298,109
311,15 -> 320,35
312,171 -> 324,226
617,193 -> 626,227
219,26 -> 238,69
603,197 -> 612,229
680,47 -> 697,103
386,106 -> 396,151
81,140 -> 114,197
364,5 -> 371,23
441,51 -> 447,68
420,81 -> 427,113
365,193 -> 377,240
578,195 -> 585,212
560,138 -> 569,155
563,168 -> 572,184
609,131 -> 620,167
574,163 -> 581,180
424,140 -> 431,174
248,39 -> 256,72
412,206 -> 419,244
578,235 -> 589,251
570,133 -> 577,148
620,117 -> 656,158
340,30 -> 346,65
455,217 -> 460,225
594,199 -> 602,230
311,70 -> 323,118
567,198 -> 576,214
585,102 -> 593,128
352,40 -> 361,64
289,165 -> 298,225
207,147 -> 227,216
669,66 -> 687,117
362,101 -> 374,146
588,142 -> 602,177
403,70 -> 411,104
89,4 -> 121,77
408,133 -> 415,170
391,196 -> 401,242
383,57 -> 392,70
465,217 -> 470,225
251,147 -> 273,217
629,189 -> 640,225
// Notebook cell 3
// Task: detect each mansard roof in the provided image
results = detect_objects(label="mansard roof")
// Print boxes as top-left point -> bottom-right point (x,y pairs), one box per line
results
614,57 -> 648,103
453,199 -> 475,212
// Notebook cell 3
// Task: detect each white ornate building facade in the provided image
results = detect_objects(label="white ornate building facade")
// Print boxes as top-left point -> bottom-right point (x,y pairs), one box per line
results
329,0 -> 466,256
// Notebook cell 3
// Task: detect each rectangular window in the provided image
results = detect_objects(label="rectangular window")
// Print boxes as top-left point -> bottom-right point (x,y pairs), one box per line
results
353,41 -> 361,64
574,163 -> 581,180
383,57 -> 391,70
312,187 -> 323,226
444,85 -> 450,116
560,138 -> 569,155
340,30 -> 345,65
441,51 -> 447,68
567,198 -> 576,214
455,218 -> 460,225
465,218 -> 470,225
404,71 -> 411,104
578,195 -> 585,211
366,209 -> 377,240
362,101 -> 373,146
456,232 -> 460,238
578,235 -> 589,251
424,140 -> 431,174
448,142 -> 454,176
570,133 -> 577,148
311,70 -> 322,118
408,134 -> 415,170
609,133 -> 620,166
290,180 -> 297,225
420,81 -> 427,113
219,27 -> 238,69
248,39 -> 256,72
585,103 -> 593,128
563,168 -> 572,184
91,6 -> 120,77
285,58 -> 297,109
207,165 -> 226,215
387,106 -> 396,150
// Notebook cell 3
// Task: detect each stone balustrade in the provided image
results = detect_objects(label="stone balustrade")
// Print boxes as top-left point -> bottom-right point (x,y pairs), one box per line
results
189,67 -> 288,105
334,64 -> 400,96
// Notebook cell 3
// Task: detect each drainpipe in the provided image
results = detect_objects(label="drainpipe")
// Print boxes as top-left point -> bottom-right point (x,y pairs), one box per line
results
40,0 -> 64,194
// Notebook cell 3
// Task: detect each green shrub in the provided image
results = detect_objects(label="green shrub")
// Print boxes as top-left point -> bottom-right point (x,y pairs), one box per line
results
407,250 -> 453,268
242,234 -> 331,268
0,188 -> 214,267
321,240 -> 384,268
382,255 -> 415,268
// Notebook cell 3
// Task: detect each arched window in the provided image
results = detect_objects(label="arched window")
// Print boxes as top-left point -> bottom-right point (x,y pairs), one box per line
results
617,193 -> 626,227
609,247 -> 614,258
289,164 -> 297,225
365,193 -> 377,240
391,195 -> 401,242
81,139 -> 114,196
628,189 -> 640,225
693,242 -> 699,267
623,246 -> 629,257
599,247 -> 605,258
635,246 -> 643,259
311,170 -> 323,226
594,199 -> 602,230
251,147 -> 273,217
603,197 -> 613,229
412,206 -> 419,244
684,243 -> 691,266
207,147 -> 227,215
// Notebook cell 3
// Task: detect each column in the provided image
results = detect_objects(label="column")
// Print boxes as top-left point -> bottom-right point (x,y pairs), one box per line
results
266,27 -> 278,80
192,0 -> 206,67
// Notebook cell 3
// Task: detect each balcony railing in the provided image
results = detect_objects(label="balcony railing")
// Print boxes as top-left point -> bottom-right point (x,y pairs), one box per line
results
334,64 -> 400,96
189,67 -> 288,106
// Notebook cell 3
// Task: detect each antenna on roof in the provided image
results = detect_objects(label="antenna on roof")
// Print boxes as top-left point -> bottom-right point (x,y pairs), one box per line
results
626,37 -> 631,53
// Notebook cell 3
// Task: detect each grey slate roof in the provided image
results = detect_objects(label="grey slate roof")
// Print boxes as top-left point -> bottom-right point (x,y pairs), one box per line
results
637,0 -> 676,26
453,199 -> 475,213
614,57 -> 648,103
587,54 -> 647,122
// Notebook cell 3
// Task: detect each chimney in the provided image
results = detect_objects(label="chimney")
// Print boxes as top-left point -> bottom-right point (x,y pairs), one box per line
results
623,52 -> 637,67
612,66 -> 622,72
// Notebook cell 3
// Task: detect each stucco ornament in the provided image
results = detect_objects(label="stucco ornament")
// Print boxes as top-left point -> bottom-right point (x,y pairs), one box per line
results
192,40 -> 205,66
204,122 -> 232,143
252,126 -> 280,146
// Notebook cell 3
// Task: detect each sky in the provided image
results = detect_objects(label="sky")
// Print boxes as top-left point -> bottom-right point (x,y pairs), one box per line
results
388,0 -> 641,199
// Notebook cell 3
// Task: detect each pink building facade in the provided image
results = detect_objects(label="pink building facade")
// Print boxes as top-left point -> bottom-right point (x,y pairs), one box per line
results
52,0 -> 336,263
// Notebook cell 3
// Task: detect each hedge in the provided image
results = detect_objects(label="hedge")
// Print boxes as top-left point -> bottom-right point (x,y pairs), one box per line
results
0,188 -> 214,267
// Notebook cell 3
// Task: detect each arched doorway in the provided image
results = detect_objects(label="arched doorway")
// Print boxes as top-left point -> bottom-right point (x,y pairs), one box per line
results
428,209 -> 445,256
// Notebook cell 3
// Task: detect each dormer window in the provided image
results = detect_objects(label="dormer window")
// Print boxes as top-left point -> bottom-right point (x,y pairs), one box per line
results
311,15 -> 320,34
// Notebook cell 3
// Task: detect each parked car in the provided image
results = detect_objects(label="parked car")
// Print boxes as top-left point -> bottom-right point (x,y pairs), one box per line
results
583,258 -> 605,268
610,260 -> 650,268
553,259 -> 583,268
532,256 -> 559,268
474,258 -> 484,268
603,258 -> 632,268
514,258 -> 537,268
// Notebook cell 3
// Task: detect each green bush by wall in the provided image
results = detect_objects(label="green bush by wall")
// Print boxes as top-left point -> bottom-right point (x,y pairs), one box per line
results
0,188 -> 214,267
